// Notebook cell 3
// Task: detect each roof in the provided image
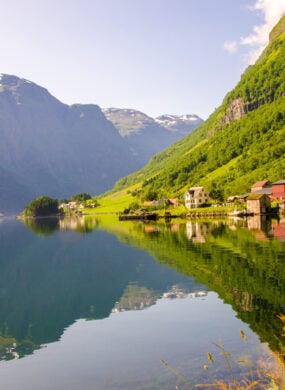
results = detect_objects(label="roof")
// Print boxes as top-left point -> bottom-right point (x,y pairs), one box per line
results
185,186 -> 204,194
143,201 -> 153,206
247,194 -> 268,200
251,180 -> 270,188
239,193 -> 250,199
272,180 -> 285,185
185,187 -> 205,197
252,188 -> 272,195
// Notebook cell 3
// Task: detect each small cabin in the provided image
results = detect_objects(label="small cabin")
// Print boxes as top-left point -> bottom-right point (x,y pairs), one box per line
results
246,194 -> 271,215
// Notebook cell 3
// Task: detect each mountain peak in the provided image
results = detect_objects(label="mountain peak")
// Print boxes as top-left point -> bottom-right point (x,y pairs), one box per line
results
155,114 -> 203,133
0,74 -> 35,88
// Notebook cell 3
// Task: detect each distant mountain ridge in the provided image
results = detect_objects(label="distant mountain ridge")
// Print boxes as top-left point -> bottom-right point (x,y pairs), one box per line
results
102,108 -> 203,163
0,74 -> 202,212
0,74 -> 141,212
155,114 -> 202,133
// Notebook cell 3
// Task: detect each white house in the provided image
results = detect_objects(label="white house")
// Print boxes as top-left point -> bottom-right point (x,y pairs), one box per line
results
184,187 -> 210,209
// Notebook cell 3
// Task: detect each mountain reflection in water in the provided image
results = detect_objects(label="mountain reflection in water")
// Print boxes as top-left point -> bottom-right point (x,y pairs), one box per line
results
0,215 -> 284,389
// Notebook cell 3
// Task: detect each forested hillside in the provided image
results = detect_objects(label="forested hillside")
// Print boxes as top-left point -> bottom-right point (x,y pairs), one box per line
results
113,15 -> 285,200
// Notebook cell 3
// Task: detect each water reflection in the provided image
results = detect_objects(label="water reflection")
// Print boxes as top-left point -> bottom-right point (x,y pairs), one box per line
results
21,213 -> 285,243
246,215 -> 273,240
1,216 -> 285,370
23,217 -> 59,236
0,218 -> 205,361
58,216 -> 97,233
93,215 -> 285,358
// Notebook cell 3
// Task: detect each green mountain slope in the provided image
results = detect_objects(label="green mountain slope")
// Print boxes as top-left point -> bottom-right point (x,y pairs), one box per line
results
113,15 -> 285,200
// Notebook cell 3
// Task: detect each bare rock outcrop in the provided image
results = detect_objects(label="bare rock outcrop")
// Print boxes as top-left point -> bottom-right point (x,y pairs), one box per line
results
221,97 -> 247,125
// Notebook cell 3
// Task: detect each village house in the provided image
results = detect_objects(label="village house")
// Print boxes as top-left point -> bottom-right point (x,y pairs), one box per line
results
246,193 -> 271,215
251,180 -> 272,194
272,180 -> 285,200
168,198 -> 180,206
59,201 -> 78,210
184,186 -> 210,209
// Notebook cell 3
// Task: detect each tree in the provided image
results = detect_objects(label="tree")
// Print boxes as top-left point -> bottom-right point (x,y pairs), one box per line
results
209,183 -> 224,203
141,188 -> 158,201
22,196 -> 59,217
70,193 -> 92,202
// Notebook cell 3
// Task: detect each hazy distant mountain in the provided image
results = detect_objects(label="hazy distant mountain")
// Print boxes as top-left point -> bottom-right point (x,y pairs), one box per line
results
155,114 -> 203,134
0,74 -> 203,213
103,108 -> 203,163
0,74 -> 140,212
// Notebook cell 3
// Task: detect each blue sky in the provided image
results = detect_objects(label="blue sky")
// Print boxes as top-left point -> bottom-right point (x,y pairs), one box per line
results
1,0 -> 285,119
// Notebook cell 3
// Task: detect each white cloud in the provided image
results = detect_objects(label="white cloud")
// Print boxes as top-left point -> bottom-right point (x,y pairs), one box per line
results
224,40 -> 238,54
224,0 -> 285,64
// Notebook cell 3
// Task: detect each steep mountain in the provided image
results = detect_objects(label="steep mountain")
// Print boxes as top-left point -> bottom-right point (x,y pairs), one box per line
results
113,14 -> 285,200
102,108 -> 202,164
0,75 -> 140,212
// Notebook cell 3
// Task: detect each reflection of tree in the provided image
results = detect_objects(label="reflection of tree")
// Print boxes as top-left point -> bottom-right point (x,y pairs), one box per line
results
0,221 -> 198,359
2,217 -> 285,361
22,216 -> 99,236
104,220 -> 285,358
21,217 -> 59,236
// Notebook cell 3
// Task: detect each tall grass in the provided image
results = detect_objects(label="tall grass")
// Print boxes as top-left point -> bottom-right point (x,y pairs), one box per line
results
162,315 -> 285,389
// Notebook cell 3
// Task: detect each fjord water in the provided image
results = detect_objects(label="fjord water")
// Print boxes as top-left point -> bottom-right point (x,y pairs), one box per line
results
0,216 -> 284,389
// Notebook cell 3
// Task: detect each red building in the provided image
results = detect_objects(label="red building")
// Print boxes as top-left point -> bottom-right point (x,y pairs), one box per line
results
272,220 -> 285,241
272,180 -> 285,200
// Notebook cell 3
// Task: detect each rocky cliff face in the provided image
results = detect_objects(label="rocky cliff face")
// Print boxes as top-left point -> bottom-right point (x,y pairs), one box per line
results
0,75 -> 140,212
221,97 -> 248,124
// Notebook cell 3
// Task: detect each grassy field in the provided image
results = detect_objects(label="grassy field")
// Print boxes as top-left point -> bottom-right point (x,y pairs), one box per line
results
80,187 -> 236,217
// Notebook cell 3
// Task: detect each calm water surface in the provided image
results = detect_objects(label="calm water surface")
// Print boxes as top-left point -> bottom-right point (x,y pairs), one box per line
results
0,215 -> 284,389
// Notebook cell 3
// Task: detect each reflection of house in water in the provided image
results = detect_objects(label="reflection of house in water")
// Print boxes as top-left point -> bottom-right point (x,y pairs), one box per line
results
58,216 -> 97,232
272,218 -> 285,241
59,217 -> 84,231
246,215 -> 273,241
144,225 -> 160,233
186,222 -> 209,242
171,223 -> 181,232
